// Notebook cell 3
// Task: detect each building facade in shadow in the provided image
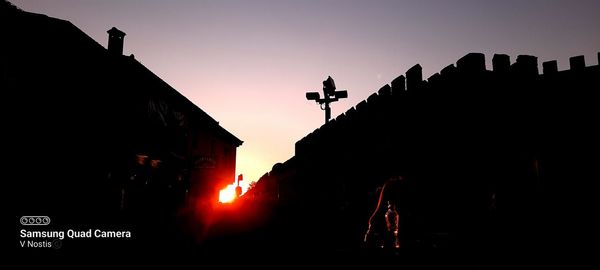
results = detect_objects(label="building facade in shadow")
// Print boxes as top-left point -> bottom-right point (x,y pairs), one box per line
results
2,1 -> 242,247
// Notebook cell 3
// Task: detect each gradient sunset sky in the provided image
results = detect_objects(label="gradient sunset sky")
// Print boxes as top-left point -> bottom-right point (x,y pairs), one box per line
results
12,0 -> 600,192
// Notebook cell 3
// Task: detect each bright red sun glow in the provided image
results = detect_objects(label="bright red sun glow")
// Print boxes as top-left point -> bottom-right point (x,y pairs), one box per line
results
219,184 -> 236,203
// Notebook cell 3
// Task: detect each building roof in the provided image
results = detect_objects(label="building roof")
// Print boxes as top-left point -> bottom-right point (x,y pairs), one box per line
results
1,3 -> 242,146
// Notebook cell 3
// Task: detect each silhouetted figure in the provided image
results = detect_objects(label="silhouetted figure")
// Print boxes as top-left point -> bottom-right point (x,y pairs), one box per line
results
385,200 -> 400,248
364,186 -> 386,248
364,176 -> 403,249
124,154 -> 150,212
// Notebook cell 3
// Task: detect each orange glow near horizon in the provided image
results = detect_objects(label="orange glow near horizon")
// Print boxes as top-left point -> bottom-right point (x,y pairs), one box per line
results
236,154 -> 268,195
15,1 -> 600,204
218,184 -> 237,203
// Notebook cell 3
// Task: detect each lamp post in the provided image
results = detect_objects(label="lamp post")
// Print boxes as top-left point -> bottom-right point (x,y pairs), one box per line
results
235,174 -> 243,198
306,76 -> 348,124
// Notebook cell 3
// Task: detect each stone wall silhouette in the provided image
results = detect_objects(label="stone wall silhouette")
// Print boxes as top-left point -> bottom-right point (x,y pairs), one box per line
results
246,52 -> 599,250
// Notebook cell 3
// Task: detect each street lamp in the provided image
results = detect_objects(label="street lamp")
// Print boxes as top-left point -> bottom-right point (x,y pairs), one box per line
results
235,174 -> 243,198
306,76 -> 348,124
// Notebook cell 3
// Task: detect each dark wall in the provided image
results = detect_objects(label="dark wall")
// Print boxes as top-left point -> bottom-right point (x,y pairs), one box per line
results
247,52 -> 599,251
2,8 -> 241,237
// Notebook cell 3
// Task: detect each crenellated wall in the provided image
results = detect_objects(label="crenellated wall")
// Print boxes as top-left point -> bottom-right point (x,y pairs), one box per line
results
293,52 -> 598,159
246,51 -> 599,250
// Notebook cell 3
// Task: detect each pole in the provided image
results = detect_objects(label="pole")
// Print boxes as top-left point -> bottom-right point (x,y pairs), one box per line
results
323,90 -> 332,123
325,102 -> 331,123
306,76 -> 346,124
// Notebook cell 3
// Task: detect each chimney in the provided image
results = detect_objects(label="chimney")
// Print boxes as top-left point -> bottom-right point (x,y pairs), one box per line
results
107,27 -> 126,56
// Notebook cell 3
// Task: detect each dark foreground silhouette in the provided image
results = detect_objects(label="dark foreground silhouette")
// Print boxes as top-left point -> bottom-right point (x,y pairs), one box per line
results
3,1 -> 599,263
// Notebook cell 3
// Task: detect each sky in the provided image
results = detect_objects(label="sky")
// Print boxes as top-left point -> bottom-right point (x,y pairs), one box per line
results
12,0 -> 600,192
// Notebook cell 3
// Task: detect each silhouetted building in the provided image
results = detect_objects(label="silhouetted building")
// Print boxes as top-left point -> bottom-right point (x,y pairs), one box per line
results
2,2 -> 242,227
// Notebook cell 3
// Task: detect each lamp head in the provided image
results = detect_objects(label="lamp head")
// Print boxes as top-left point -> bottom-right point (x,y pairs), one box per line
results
306,92 -> 320,101
323,76 -> 336,96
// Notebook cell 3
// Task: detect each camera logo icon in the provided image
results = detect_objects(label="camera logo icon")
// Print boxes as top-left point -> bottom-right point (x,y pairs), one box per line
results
20,216 -> 50,226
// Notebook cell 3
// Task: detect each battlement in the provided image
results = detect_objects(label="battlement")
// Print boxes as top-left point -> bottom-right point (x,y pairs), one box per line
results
295,51 -> 599,156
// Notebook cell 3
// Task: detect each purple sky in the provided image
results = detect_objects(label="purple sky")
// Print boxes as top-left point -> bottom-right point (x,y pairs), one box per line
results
12,0 -> 600,191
